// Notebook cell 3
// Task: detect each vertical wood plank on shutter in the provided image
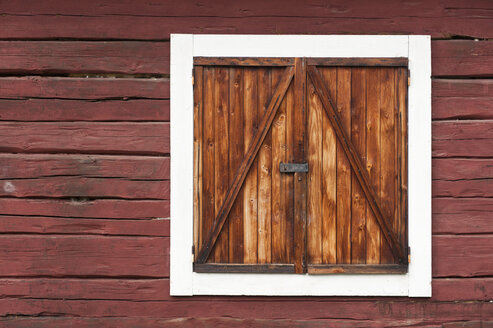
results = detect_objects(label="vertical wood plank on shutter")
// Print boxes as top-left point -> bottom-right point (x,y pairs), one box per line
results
213,67 -> 230,263
320,67 -> 337,264
228,67 -> 244,263
350,68 -> 367,264
293,58 -> 307,273
193,66 -> 204,261
336,68 -> 352,264
380,68 -> 396,264
307,82 -> 323,264
271,68 -> 287,263
257,68 -> 272,264
202,67 -> 216,263
243,68 -> 259,264
397,68 -> 408,250
365,68 -> 381,264
284,80 -> 295,263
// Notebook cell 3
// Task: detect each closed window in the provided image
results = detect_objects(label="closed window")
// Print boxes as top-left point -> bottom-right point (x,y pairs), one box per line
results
171,35 -> 431,296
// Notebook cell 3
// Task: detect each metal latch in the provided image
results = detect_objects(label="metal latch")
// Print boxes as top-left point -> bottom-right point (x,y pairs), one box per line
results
279,162 -> 309,173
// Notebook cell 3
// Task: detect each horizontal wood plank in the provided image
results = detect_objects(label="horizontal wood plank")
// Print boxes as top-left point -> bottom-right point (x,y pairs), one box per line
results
433,235 -> 493,278
0,317 -> 491,328
0,122 -> 169,155
433,79 -> 493,98
0,77 -> 169,99
433,79 -> 493,120
0,41 -> 169,75
433,278 -> 493,301
433,179 -> 493,198
1,41 -> 490,78
434,213 -> 493,235
0,177 -> 168,199
0,198 -> 169,219
0,278 -> 170,301
0,216 -> 169,236
0,154 -> 169,180
307,264 -> 407,274
0,277 -> 489,302
0,298 -> 489,321
0,0 -> 482,18
0,99 -> 169,121
433,158 -> 493,181
432,40 -> 493,77
433,121 -> 493,158
0,235 -> 169,277
0,15 -> 490,39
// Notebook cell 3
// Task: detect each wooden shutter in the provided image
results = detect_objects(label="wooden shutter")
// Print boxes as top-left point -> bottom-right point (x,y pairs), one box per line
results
193,57 -> 408,274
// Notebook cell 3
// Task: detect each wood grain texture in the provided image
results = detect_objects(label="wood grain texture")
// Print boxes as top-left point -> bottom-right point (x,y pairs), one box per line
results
433,121 -> 493,157
365,68 -> 382,264
0,41 -> 169,74
307,81 -> 323,264
0,317 -> 492,328
293,58 -> 307,273
0,198 -> 169,219
212,66 -> 229,262
432,40 -> 493,77
0,122 -> 169,155
0,235 -> 169,277
0,177 -> 168,199
0,298 -> 490,321
0,276 -> 491,302
270,70 -> 286,263
320,67 -> 337,265
335,67 -> 352,264
0,14 -> 491,39
434,235 -> 493,278
0,154 -> 169,180
2,40 -> 490,78
350,67 -> 367,264
0,0 -> 489,20
0,278 -> 170,301
0,216 -> 169,236
196,67 -> 294,263
195,57 -> 294,66
242,68 -> 259,264
193,66 -> 204,259
201,67 -> 215,263
379,68 -> 396,264
228,67 -> 245,263
0,99 -> 169,122
0,77 -> 169,99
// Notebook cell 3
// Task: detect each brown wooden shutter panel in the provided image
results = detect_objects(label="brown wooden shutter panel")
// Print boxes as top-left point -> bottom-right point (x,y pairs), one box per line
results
193,57 -> 408,274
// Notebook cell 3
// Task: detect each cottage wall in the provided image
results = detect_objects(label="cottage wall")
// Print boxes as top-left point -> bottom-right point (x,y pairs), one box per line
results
0,1 -> 491,326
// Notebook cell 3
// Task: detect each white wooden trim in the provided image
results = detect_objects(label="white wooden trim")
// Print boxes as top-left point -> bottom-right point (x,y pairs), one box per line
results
407,35 -> 432,297
170,34 -> 194,296
170,34 -> 432,297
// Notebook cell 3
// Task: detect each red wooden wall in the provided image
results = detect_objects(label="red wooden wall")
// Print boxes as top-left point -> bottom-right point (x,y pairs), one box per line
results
0,1 -> 492,326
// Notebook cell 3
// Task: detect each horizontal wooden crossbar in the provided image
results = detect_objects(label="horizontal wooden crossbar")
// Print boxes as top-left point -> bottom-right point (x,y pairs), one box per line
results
194,263 -> 295,273
307,264 -> 408,274
194,57 -> 294,66
306,57 -> 408,67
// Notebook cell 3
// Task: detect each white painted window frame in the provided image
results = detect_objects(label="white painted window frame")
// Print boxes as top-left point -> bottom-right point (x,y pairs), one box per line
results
170,34 -> 431,297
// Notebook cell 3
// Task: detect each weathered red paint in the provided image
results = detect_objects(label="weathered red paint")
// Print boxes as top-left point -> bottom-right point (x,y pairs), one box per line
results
0,154 -> 169,179
0,235 -> 169,277
0,76 -> 169,99
0,216 -> 169,236
0,99 -> 169,121
0,122 -> 169,155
